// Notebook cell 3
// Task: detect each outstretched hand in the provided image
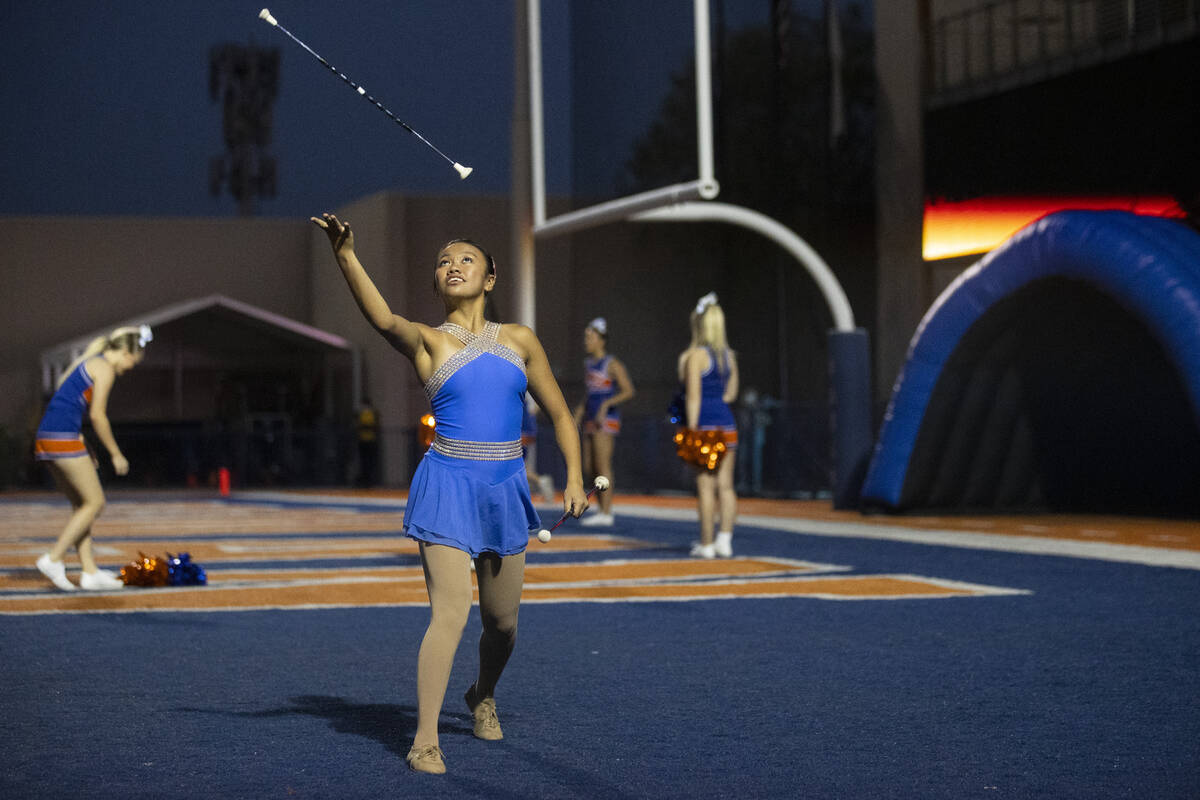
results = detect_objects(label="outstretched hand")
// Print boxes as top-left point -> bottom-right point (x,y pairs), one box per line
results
310,212 -> 354,256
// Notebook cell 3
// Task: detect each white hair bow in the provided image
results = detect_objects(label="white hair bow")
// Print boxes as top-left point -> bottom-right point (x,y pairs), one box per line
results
138,324 -> 153,347
694,292 -> 718,315
588,317 -> 607,335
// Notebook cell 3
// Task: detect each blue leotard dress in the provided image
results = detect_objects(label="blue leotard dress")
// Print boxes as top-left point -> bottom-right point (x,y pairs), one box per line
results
34,359 -> 95,460
583,354 -> 620,434
696,347 -> 738,447
403,321 -> 541,557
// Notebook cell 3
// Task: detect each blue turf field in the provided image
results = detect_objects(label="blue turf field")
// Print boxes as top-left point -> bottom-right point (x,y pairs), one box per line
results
2,496 -> 1198,799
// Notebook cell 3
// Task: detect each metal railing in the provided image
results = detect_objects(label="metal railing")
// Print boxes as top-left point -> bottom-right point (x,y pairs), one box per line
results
929,0 -> 1200,102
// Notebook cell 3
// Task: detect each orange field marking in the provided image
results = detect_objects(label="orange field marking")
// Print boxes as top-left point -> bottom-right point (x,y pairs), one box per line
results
521,574 -> 1025,602
0,533 -> 648,568
521,556 -> 841,585
0,558 -> 830,595
0,572 -> 1024,614
0,556 -> 1027,615
0,495 -> 1036,615
0,501 -> 408,539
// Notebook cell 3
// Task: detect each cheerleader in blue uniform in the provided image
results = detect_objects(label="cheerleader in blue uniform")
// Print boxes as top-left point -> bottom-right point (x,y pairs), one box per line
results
676,293 -> 739,558
521,401 -> 555,503
312,212 -> 586,776
571,318 -> 635,526
34,325 -> 151,591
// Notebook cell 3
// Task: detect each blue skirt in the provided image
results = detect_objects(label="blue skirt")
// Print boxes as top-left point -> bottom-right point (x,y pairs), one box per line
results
404,449 -> 542,557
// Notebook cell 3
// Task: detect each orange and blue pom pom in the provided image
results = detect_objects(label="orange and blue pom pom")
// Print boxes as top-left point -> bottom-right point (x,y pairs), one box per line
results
673,428 -> 728,471
167,552 -> 207,586
119,551 -> 207,586
120,552 -> 170,586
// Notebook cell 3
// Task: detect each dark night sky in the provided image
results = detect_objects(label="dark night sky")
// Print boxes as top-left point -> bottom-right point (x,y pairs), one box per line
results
0,1 -> 834,219
2,1 -> 527,217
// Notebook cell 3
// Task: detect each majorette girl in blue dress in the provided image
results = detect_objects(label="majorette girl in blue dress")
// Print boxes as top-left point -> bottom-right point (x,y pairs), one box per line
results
312,212 -> 587,776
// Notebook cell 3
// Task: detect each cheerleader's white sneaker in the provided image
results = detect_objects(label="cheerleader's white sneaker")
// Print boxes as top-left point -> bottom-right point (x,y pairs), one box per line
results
579,512 -> 614,527
80,569 -> 124,591
536,475 -> 555,504
36,554 -> 76,591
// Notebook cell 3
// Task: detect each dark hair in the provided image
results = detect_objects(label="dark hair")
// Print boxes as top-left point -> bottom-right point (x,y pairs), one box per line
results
439,238 -> 497,277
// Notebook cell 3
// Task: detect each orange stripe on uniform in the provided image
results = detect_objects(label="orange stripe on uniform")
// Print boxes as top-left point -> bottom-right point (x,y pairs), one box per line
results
584,418 -> 621,435
34,438 -> 87,457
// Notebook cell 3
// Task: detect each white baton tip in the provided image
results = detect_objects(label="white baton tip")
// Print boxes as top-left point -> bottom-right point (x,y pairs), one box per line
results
537,529 -> 552,543
594,475 -> 610,491
453,163 -> 473,180
258,9 -> 278,26
357,86 -> 365,95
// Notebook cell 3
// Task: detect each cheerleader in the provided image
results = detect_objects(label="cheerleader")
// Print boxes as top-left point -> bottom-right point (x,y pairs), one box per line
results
572,318 -> 635,526
676,293 -> 739,558
521,401 -> 555,503
312,212 -> 586,776
34,325 -> 151,590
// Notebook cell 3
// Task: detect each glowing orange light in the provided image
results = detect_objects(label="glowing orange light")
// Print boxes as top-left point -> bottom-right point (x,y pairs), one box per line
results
923,195 -> 1184,260
418,413 -> 436,449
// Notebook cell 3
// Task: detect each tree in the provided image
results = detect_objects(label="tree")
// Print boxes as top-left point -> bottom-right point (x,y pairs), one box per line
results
624,3 -> 874,236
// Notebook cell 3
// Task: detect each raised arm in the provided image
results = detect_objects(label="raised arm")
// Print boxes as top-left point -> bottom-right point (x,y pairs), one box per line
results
86,358 -> 128,475
311,213 -> 425,363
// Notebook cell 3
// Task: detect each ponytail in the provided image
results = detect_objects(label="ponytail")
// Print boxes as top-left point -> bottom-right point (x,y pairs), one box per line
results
56,336 -> 109,390
53,324 -> 151,390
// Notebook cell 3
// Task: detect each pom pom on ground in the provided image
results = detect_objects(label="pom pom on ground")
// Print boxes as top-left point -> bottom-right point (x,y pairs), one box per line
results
120,552 -> 208,587
120,552 -> 170,587
166,552 -> 207,586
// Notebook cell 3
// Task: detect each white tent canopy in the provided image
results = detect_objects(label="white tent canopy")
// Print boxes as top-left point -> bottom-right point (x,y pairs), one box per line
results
40,294 -> 357,419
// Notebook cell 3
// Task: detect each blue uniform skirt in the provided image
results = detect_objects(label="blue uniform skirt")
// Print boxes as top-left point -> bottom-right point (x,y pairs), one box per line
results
698,398 -> 738,447
404,449 -> 542,557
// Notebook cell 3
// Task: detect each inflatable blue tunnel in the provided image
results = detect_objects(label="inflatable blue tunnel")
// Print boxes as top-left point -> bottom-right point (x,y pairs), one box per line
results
862,210 -> 1200,515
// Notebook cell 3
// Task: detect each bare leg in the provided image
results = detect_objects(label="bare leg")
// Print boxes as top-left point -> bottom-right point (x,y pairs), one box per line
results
76,538 -> 99,574
472,550 -> 526,698
696,469 -> 716,545
591,433 -> 615,515
45,457 -> 106,569
716,448 -> 738,535
413,543 -> 473,749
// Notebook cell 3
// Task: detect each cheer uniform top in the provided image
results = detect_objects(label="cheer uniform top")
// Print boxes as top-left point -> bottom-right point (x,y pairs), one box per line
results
695,347 -> 738,447
403,321 -> 541,557
34,360 -> 96,460
583,354 -> 621,434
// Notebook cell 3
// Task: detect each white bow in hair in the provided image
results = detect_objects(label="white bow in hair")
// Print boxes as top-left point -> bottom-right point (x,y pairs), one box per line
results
138,324 -> 153,347
588,317 -> 607,335
694,292 -> 718,315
